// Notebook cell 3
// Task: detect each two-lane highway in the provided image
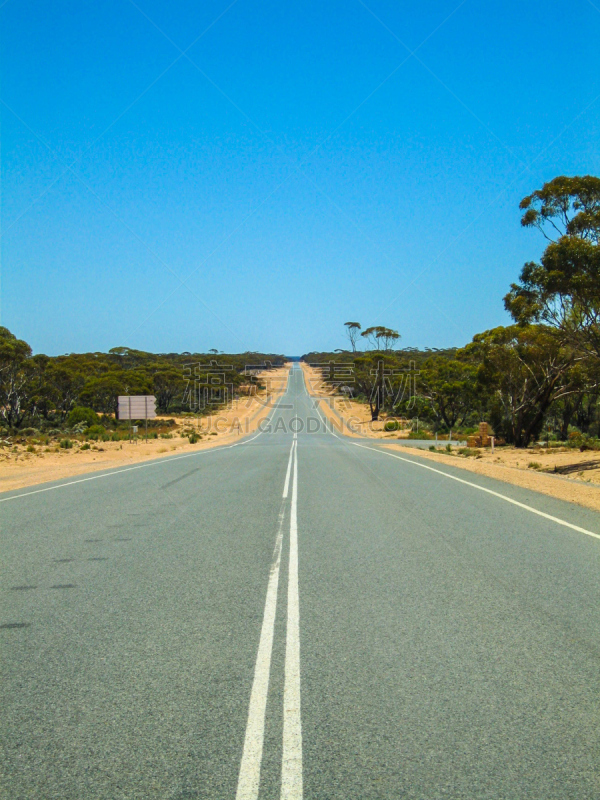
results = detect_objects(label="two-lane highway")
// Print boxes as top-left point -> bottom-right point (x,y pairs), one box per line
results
2,364 -> 600,798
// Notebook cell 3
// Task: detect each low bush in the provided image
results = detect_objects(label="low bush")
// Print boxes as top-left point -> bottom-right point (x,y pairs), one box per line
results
87,424 -> 106,435
81,443 -> 91,450
60,438 -> 73,449
67,407 -> 99,428
458,447 -> 478,457
384,420 -> 400,432
21,427 -> 40,437
188,432 -> 200,444
86,424 -> 106,440
26,444 -> 36,453
528,461 -> 542,470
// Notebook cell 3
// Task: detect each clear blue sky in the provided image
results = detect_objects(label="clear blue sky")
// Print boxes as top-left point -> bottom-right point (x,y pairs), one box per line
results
2,0 -> 599,356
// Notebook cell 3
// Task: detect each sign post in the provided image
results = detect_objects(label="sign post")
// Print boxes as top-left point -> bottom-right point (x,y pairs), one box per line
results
118,396 -> 157,444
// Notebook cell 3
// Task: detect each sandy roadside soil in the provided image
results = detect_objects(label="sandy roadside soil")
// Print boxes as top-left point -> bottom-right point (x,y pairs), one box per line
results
303,363 -> 600,513
301,362 -> 425,438
301,363 -> 388,436
0,365 -> 291,494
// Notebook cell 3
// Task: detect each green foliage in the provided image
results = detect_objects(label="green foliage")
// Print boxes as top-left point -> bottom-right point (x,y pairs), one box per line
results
528,462 -> 542,470
464,324 -> 580,447
361,326 -> 401,352
505,175 -> 600,357
0,327 -> 33,428
384,420 -> 400,431
59,438 -> 73,449
81,442 -> 91,450
66,406 -> 99,428
86,425 -> 106,437
188,432 -> 201,444
420,357 -> 478,429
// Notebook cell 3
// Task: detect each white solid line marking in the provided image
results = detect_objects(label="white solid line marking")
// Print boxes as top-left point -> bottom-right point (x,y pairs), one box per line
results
0,386 -> 298,503
236,506 -> 286,800
0,431 -> 260,503
282,441 -> 303,799
283,440 -> 296,498
311,398 -> 600,543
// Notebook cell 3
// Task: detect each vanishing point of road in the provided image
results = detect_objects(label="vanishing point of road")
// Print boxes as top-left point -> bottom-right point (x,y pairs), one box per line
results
2,364 -> 600,798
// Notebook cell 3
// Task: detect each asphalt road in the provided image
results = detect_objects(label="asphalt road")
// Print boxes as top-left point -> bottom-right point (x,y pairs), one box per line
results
2,363 -> 600,799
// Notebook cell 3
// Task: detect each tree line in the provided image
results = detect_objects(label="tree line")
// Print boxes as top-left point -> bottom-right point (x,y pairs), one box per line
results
0,338 -> 285,432
304,175 -> 600,448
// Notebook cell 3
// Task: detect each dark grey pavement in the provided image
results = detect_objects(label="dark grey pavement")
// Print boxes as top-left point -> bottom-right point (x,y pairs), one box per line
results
2,364 -> 600,798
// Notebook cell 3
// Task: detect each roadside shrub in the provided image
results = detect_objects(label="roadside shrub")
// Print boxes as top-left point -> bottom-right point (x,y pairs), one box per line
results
67,406 -> 99,428
160,433 -> 173,439
86,424 -> 106,440
81,443 -> 91,450
458,447 -> 476,457
528,461 -> 542,470
445,443 -> 452,452
579,437 -> 600,452
111,431 -> 121,441
384,420 -> 400,432
60,438 -> 73,449
26,444 -> 36,453
408,431 -> 431,439
188,432 -> 200,444
21,427 -> 40,437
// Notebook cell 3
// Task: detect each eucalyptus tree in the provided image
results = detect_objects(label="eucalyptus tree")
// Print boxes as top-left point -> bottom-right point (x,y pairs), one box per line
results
344,321 -> 361,352
505,175 -> 600,357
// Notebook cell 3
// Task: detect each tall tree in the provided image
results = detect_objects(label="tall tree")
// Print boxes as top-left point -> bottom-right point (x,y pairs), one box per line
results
504,175 -> 600,357
419,357 -> 478,430
361,326 -> 400,352
464,325 -> 582,447
0,327 -> 33,428
344,321 -> 361,352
